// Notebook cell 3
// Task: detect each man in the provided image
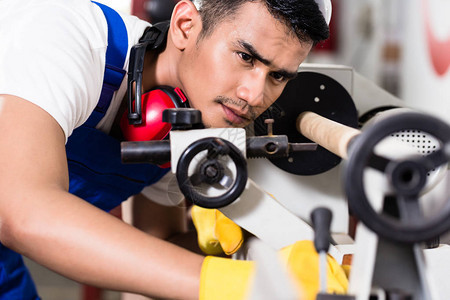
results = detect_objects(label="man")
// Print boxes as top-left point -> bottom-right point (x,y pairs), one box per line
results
0,0 -> 338,299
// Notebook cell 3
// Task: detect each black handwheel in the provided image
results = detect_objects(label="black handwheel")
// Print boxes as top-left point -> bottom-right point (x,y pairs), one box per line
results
344,112 -> 450,243
176,137 -> 248,208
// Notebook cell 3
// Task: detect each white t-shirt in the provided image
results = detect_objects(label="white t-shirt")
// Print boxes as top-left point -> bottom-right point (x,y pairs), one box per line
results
0,0 -> 183,206
0,0 -> 149,138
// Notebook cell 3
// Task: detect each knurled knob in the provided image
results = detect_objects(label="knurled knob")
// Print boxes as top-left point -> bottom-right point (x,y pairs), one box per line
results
162,108 -> 203,130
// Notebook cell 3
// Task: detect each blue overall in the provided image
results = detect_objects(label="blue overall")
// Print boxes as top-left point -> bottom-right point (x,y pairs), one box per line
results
0,3 -> 168,298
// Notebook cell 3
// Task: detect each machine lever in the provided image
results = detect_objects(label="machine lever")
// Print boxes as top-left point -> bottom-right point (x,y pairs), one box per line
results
311,207 -> 332,295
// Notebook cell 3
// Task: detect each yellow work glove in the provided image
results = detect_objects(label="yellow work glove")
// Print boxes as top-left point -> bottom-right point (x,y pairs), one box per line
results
191,205 -> 243,255
199,240 -> 348,300
279,240 -> 349,299
200,256 -> 254,300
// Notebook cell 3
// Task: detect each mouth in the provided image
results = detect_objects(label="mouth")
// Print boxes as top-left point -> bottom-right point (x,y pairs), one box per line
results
221,104 -> 251,126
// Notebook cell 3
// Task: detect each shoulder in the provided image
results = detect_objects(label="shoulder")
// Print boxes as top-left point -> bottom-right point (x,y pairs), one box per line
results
0,0 -> 108,139
17,0 -> 107,49
119,11 -> 152,66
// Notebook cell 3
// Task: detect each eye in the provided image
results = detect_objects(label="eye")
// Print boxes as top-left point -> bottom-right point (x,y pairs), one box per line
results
270,72 -> 286,82
238,52 -> 254,65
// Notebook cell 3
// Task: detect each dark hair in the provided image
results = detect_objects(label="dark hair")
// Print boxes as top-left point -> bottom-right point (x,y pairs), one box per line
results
195,0 -> 329,45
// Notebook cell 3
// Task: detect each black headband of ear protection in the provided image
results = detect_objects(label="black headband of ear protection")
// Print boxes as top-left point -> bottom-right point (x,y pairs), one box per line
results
127,21 -> 170,125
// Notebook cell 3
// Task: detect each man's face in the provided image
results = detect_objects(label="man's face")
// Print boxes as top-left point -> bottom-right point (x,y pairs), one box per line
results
177,1 -> 313,128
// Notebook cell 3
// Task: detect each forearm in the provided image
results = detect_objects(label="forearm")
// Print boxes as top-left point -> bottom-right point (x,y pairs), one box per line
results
0,95 -> 202,299
3,188 -> 202,299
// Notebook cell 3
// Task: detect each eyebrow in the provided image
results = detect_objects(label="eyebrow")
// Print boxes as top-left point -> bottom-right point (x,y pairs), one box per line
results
238,40 -> 298,80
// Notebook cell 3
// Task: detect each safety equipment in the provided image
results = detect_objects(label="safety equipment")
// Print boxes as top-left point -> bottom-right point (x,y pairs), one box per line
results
279,240 -> 348,299
191,206 -> 244,255
200,256 -> 254,300
123,21 -> 189,141
145,0 -> 178,24
120,86 -> 188,141
199,240 -> 348,300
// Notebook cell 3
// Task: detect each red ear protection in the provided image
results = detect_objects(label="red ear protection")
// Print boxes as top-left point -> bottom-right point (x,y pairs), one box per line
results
123,22 -> 190,142
120,86 -> 188,141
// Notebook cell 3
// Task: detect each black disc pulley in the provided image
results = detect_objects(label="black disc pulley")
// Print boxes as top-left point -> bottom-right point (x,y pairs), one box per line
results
254,72 -> 358,175
344,112 -> 450,243
176,137 -> 248,208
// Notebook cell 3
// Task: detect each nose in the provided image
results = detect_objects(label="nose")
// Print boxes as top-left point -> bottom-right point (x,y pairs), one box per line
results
236,70 -> 266,107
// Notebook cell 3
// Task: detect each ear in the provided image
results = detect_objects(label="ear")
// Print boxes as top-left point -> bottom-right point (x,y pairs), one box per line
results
170,0 -> 201,50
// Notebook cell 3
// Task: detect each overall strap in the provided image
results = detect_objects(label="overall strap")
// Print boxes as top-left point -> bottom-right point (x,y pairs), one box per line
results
84,1 -> 129,127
